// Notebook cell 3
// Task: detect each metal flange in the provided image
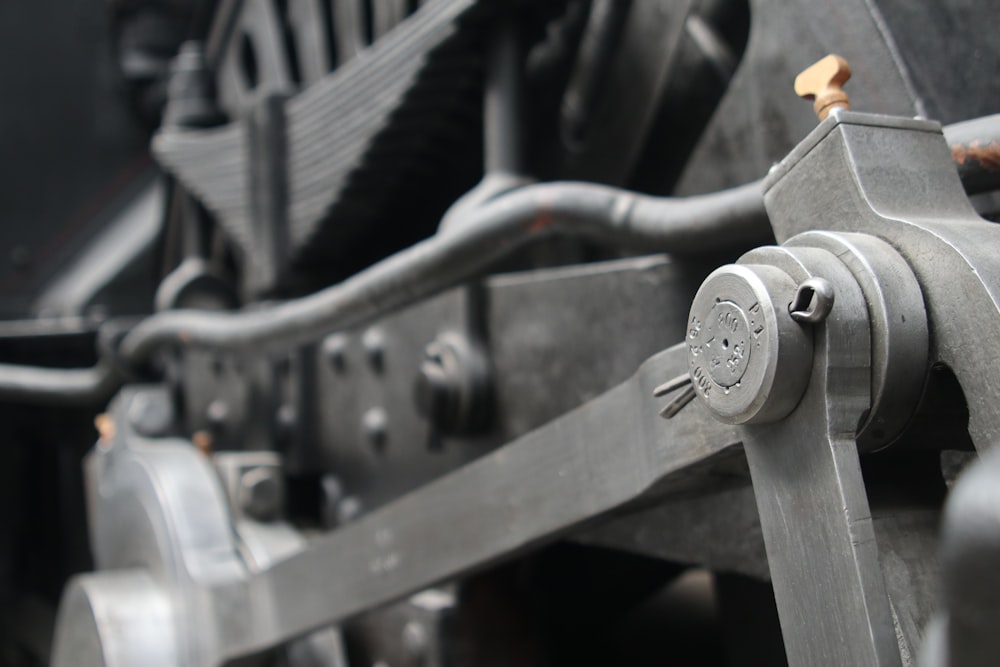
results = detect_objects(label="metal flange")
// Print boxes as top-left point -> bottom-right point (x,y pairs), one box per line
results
786,231 -> 928,450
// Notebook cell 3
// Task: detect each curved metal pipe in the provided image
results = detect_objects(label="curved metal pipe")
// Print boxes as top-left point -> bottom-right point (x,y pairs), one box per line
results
5,114 -> 1000,404
0,363 -> 119,406
118,179 -> 770,364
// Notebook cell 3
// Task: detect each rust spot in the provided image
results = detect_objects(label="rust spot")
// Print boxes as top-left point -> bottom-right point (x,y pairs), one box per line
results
952,140 -> 1000,172
528,209 -> 555,233
192,430 -> 213,456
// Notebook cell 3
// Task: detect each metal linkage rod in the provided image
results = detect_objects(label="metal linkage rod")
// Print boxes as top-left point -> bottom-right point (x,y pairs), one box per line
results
117,180 -> 770,365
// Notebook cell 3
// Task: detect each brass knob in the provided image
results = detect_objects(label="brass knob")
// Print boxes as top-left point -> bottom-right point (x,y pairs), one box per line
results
794,54 -> 852,121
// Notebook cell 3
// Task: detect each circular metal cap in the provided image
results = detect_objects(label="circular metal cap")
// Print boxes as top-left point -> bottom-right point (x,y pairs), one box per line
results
702,301 -> 752,387
687,264 -> 813,424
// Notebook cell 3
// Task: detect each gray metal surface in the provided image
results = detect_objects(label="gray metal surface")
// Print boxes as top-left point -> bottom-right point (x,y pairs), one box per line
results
785,231 -> 928,451
53,386 -> 348,666
764,110 -> 1000,454
52,570 -> 178,667
203,344 -> 741,662
738,245 -> 899,667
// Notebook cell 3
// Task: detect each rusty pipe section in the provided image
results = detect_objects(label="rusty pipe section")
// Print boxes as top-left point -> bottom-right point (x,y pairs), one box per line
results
945,114 -> 1000,195
117,179 -> 770,365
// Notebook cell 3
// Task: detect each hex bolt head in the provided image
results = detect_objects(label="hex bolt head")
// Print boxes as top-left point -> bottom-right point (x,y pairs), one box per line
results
127,390 -> 174,438
413,333 -> 492,436
362,328 -> 386,373
239,467 -> 282,522
206,399 -> 229,431
322,333 -> 349,372
363,408 -> 389,452
336,496 -> 363,525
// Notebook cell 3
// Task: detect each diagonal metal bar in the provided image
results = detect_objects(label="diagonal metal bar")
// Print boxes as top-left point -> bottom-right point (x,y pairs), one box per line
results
208,343 -> 741,661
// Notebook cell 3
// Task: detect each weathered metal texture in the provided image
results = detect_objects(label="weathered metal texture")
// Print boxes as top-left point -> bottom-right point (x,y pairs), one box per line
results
486,255 -> 710,439
757,110 -> 1000,666
764,110 -> 1000,453
784,232 -> 927,451
573,482 -> 770,581
310,287 -> 477,509
673,0 -> 1000,195
200,344 -> 741,661
181,255 -> 710,511
58,348 -> 746,665
738,245 -> 900,667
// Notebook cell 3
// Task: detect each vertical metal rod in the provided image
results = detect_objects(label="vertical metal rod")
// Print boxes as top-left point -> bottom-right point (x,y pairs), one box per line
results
484,16 -> 523,175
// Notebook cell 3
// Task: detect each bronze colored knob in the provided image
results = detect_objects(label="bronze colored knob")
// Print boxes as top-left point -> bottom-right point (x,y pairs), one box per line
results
794,54 -> 852,121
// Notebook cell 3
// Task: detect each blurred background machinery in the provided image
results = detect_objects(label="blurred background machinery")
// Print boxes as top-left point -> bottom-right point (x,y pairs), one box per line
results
0,1 -> 999,665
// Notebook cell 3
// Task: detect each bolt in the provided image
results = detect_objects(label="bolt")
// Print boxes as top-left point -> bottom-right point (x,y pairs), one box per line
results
322,333 -> 349,372
206,399 -> 229,431
336,495 -> 363,524
362,328 -> 386,373
413,334 -> 491,436
320,475 -> 344,528
239,467 -> 283,521
363,408 -> 389,452
401,621 -> 429,662
414,353 -> 453,426
274,403 -> 297,438
127,391 -> 175,437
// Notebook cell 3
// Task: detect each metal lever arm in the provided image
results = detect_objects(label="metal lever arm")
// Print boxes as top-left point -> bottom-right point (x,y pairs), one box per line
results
740,249 -> 900,667
203,344 -> 741,663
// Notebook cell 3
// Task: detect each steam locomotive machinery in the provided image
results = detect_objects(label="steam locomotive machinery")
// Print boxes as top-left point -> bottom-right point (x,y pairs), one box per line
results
1,1 -> 999,665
